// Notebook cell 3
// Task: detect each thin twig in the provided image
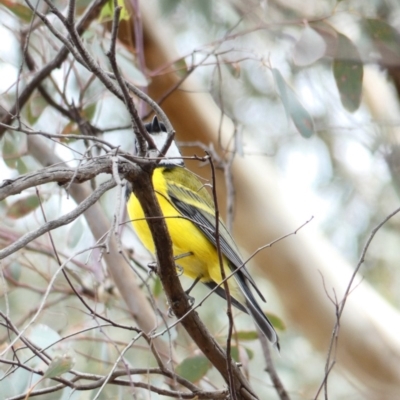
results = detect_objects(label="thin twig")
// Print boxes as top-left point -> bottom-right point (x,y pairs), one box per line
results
0,0 -> 109,136
316,206 -> 400,399
0,180 -> 116,259
207,152 -> 236,400
0,244 -> 106,358
258,327 -> 290,400
154,217 -> 313,337
105,3 -> 153,156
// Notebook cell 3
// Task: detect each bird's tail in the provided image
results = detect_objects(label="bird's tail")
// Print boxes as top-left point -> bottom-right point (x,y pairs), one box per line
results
206,263 -> 280,348
234,270 -> 280,349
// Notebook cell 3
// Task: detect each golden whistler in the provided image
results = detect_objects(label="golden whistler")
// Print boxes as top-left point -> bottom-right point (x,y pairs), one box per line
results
126,117 -> 279,348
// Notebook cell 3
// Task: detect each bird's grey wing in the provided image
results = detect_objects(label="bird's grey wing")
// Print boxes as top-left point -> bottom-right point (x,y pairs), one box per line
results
166,181 -> 266,302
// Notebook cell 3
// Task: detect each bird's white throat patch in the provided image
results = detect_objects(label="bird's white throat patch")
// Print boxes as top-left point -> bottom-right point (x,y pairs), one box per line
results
151,130 -> 184,166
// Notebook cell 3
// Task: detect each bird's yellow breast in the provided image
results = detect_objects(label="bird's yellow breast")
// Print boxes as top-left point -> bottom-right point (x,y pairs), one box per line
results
127,167 -> 221,282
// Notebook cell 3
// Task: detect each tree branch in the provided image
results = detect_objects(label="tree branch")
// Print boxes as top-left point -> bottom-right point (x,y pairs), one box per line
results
0,179 -> 115,259
0,0 -> 109,136
0,155 -> 113,201
126,165 -> 258,400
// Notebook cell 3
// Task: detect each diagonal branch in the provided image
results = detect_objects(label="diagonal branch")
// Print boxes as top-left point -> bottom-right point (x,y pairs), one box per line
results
25,134 -> 175,366
126,166 -> 258,400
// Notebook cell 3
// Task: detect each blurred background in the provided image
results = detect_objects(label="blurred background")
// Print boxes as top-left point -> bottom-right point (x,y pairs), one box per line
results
1,0 -> 400,399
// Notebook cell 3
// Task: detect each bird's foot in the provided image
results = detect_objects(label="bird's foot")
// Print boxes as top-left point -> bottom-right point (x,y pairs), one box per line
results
167,305 -> 175,318
167,292 -> 195,317
175,264 -> 184,276
184,291 -> 195,306
147,261 -> 158,275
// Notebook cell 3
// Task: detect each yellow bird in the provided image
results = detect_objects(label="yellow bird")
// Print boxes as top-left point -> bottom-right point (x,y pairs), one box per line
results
126,116 -> 279,347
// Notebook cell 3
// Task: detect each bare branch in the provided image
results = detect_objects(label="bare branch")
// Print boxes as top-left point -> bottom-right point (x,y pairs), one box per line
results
126,167 -> 258,400
207,151 -> 236,399
0,154 -> 129,200
318,205 -> 400,398
0,0 -> 109,136
105,2 -> 153,155
258,329 -> 290,400
0,179 -> 116,259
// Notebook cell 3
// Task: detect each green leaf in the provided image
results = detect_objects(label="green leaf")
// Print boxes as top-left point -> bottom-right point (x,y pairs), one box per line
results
8,262 -> 22,282
0,0 -> 33,22
272,68 -> 314,138
16,159 -> 28,175
27,94 -> 48,125
174,58 -> 188,78
99,0 -> 130,22
6,195 -> 40,219
62,121 -> 79,136
229,345 -> 254,362
28,324 -> 61,349
99,0 -> 113,21
266,312 -> 286,331
235,331 -> 259,341
175,355 -> 211,382
43,353 -> 75,378
364,18 -> 400,61
332,33 -> 363,112
82,102 -> 97,122
159,0 -> 181,16
224,61 -> 241,79
153,276 -> 163,297
2,136 -> 18,169
193,0 -> 213,20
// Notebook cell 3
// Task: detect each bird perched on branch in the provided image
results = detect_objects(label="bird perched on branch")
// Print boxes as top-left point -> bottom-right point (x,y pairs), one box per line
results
126,116 -> 279,348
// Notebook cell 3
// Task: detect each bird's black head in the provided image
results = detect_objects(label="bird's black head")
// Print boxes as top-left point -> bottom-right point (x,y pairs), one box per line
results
144,116 -> 167,134
141,116 -> 183,167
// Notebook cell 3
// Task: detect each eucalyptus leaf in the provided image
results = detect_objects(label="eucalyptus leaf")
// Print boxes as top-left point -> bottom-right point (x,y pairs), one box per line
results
6,196 -> 40,219
8,262 -> 22,282
364,18 -> 400,65
0,0 -> 33,22
235,331 -> 259,341
82,102 -> 97,122
293,25 -> 327,67
28,324 -> 61,350
333,33 -> 363,112
175,355 -> 211,382
16,159 -> 28,175
153,276 -> 163,297
266,312 -> 286,331
272,68 -> 315,138
99,0 -> 130,22
174,58 -> 189,78
3,137 -> 18,169
229,345 -> 254,362
43,353 -> 75,378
